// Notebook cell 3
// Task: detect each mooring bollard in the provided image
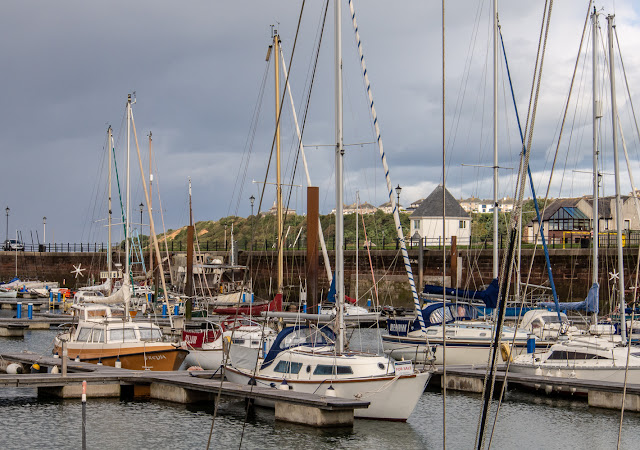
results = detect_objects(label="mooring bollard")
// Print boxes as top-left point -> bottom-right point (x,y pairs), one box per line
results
16,302 -> 22,319
57,292 -> 62,303
162,304 -> 167,318
367,298 -> 372,308
174,304 -> 179,316
318,305 -> 322,314
82,380 -> 87,450
303,304 -> 307,313
27,303 -> 33,320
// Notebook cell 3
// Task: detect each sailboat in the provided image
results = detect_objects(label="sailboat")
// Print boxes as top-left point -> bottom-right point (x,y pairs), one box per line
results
225,8 -> 430,421
511,12 -> 639,385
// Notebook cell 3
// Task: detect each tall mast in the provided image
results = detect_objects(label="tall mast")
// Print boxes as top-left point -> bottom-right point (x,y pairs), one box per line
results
149,132 -> 153,286
107,126 -> 113,290
607,14 -> 626,344
274,29 -> 284,294
355,191 -> 359,303
591,9 -> 600,324
125,94 -> 131,281
492,0 -> 499,278
335,0 -> 345,354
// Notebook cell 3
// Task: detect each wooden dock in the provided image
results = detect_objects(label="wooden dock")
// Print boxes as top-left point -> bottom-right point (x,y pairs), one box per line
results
0,352 -> 369,427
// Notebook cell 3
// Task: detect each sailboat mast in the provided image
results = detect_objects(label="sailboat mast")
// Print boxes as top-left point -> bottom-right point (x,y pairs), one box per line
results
492,0 -> 499,278
591,9 -> 600,324
126,94 -> 131,280
107,126 -> 113,289
607,14 -> 626,344
274,30 -> 284,294
356,191 -> 359,302
149,132 -> 153,287
335,0 -> 345,354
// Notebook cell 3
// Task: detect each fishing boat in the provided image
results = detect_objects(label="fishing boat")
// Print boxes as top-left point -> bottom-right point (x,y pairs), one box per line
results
226,5 -> 430,421
53,293 -> 187,371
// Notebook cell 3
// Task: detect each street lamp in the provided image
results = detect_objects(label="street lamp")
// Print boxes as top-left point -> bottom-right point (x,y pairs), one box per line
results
43,217 -> 47,244
5,207 -> 9,241
395,184 -> 402,210
139,203 -> 144,236
250,195 -> 256,254
250,195 -> 255,217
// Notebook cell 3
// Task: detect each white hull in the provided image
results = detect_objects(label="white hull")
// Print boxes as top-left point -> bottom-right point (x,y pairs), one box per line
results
0,290 -> 17,298
183,349 -> 225,370
225,365 -> 430,421
383,335 -> 533,365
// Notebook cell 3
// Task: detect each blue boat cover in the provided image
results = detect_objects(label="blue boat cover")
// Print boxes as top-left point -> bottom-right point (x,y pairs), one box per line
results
261,325 -> 337,368
539,282 -> 599,314
423,278 -> 499,309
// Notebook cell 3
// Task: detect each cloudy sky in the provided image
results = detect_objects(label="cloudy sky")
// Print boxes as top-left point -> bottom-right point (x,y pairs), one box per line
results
1,0 -> 639,243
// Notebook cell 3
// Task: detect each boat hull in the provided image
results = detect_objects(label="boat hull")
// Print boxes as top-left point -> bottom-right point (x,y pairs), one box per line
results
382,334 -> 534,365
225,366 -> 431,421
183,349 -> 225,370
53,344 -> 188,371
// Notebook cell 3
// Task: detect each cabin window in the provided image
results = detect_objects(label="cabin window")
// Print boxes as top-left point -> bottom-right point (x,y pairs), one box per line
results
274,361 -> 303,374
232,339 -> 246,345
547,350 -> 608,360
110,328 -> 137,343
91,328 -> 104,343
77,327 -> 91,342
138,328 -> 162,341
313,365 -> 354,376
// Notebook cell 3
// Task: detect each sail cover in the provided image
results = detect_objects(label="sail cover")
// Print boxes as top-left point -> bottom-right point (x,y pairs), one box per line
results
422,278 -> 499,309
539,282 -> 599,313
79,278 -> 111,293
84,281 -> 131,305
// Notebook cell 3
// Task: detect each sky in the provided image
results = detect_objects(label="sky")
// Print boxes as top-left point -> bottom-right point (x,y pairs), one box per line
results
1,0 -> 639,243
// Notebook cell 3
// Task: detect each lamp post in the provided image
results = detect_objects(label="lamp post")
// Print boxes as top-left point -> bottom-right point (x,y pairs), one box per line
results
5,207 -> 9,242
139,203 -> 144,236
250,195 -> 255,217
43,217 -> 47,244
395,184 -> 402,210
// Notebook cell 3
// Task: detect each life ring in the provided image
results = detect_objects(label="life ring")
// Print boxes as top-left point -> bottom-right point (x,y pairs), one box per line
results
500,342 -> 513,362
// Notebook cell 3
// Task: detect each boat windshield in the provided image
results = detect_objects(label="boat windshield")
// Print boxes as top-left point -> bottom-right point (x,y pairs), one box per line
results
429,306 -> 455,325
280,327 -> 334,350
138,327 -> 162,341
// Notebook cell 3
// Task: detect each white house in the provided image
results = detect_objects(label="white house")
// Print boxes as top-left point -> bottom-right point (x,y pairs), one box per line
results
410,185 -> 471,245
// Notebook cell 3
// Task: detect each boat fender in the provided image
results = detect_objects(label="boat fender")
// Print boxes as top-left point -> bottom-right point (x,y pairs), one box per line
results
6,363 -> 23,374
51,365 -> 59,374
115,358 -> 122,369
325,385 -> 337,397
248,378 -> 257,386
500,343 -> 513,362
31,363 -> 41,373
278,380 -> 290,391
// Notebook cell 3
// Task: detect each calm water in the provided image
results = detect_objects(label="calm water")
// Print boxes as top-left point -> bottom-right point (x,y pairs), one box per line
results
1,329 -> 640,448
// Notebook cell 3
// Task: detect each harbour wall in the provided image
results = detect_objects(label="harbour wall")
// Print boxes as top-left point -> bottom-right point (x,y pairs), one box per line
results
0,248 -> 633,310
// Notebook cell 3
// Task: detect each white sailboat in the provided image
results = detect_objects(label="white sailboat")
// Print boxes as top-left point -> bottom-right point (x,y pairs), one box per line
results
225,7 -> 430,421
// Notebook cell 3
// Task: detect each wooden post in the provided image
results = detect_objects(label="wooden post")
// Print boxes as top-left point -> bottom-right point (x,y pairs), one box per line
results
450,235 -> 458,288
307,187 -> 319,313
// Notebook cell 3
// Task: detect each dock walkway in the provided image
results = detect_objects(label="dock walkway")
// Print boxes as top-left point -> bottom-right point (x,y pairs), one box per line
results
0,352 -> 368,427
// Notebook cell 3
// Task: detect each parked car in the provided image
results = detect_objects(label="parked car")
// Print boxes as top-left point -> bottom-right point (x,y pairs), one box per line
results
3,239 -> 25,251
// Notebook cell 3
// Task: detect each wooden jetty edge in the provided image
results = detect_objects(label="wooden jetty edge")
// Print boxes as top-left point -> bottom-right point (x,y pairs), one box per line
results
0,353 -> 369,427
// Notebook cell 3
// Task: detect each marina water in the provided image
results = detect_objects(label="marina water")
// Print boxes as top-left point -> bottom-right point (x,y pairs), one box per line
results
1,328 -> 640,448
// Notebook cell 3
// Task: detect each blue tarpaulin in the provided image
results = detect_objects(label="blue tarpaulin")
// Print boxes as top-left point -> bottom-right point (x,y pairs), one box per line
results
422,278 -> 499,309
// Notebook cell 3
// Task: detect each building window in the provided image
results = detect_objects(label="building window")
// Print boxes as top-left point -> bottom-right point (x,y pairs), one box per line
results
413,220 -> 420,229
459,220 -> 466,229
